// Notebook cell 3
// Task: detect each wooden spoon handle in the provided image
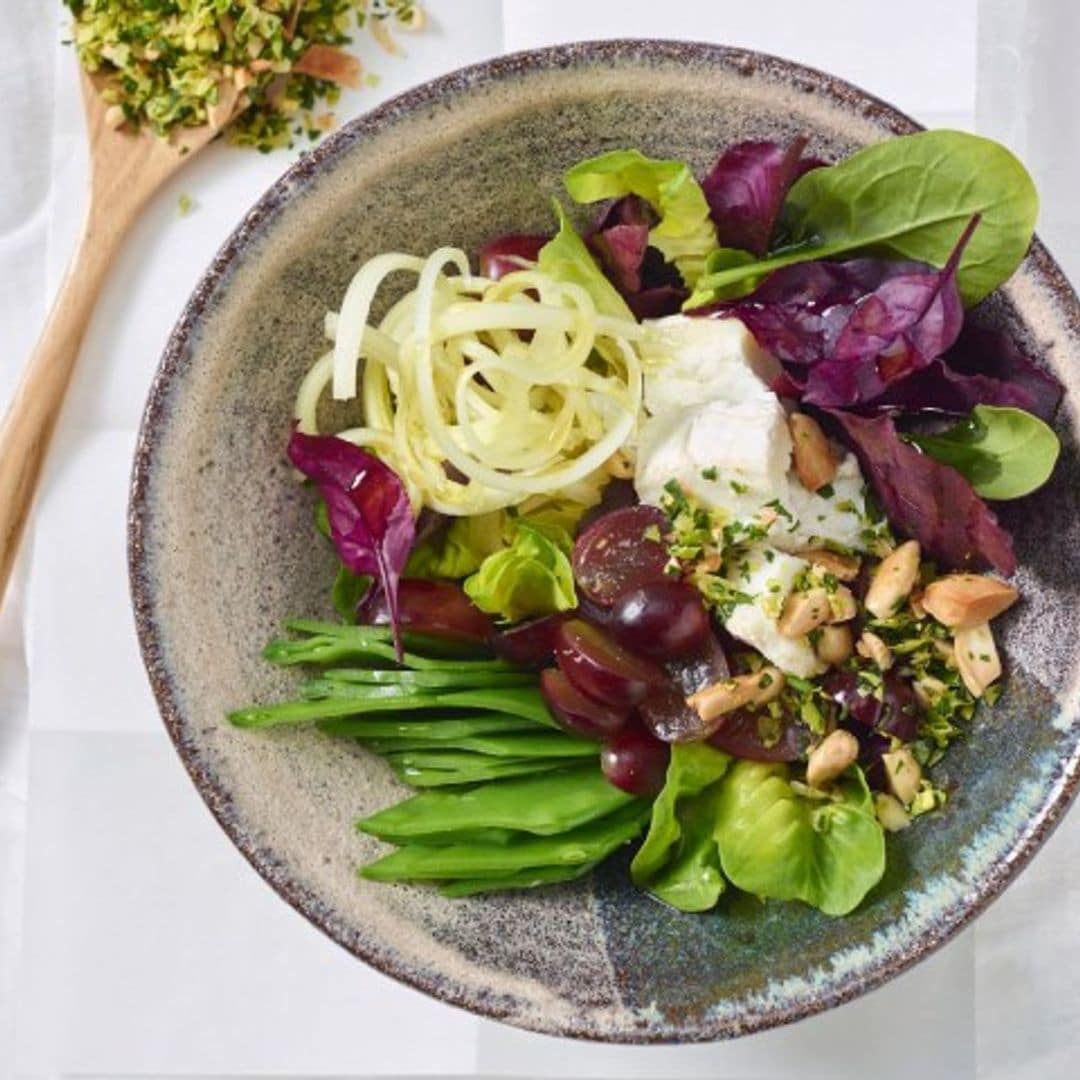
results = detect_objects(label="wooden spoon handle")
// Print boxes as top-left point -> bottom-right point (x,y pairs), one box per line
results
0,199 -> 134,597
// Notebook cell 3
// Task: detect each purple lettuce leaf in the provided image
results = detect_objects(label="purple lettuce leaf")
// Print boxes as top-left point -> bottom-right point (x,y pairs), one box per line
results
288,431 -> 416,656
696,218 -> 976,407
586,195 -> 688,318
827,410 -> 1016,575
477,234 -> 549,280
944,325 -> 1064,421
701,137 -> 813,257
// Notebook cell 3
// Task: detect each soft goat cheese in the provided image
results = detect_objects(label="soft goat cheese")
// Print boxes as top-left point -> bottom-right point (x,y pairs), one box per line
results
634,315 -> 874,675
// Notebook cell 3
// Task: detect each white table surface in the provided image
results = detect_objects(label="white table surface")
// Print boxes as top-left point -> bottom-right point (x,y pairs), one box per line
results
2,2 -> 1079,1077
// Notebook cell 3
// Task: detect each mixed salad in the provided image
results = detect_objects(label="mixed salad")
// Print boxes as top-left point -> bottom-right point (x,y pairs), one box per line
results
230,129 -> 1063,915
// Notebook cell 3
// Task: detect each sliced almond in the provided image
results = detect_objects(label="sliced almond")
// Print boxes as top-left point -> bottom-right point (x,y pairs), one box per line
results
801,548 -> 861,582
874,793 -> 912,832
827,585 -> 858,623
882,747 -> 922,806
856,630 -> 893,671
777,588 -> 831,638
789,412 -> 838,492
104,104 -> 126,129
815,624 -> 854,666
865,540 -> 921,618
687,668 -> 784,723
806,730 -> 859,789
954,622 -> 1002,697
920,574 -> 1019,630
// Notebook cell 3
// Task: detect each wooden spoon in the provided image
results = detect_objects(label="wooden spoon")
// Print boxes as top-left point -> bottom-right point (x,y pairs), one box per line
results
0,71 -> 241,602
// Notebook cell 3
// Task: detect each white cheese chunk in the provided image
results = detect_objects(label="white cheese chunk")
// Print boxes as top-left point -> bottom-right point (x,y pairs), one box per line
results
639,314 -> 779,416
723,544 -> 824,677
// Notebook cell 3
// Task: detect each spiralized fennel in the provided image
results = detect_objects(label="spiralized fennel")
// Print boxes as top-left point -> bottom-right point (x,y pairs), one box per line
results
294,247 -> 645,515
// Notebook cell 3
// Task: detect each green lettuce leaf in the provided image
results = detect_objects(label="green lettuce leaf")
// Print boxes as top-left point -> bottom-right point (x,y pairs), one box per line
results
713,761 -> 885,916
564,149 -> 719,286
406,512 -> 509,580
631,743 -> 731,912
537,203 -> 633,320
464,520 -> 577,622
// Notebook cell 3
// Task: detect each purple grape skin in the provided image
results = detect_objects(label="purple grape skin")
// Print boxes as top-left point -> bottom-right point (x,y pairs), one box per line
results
601,724 -> 671,797
539,668 -> 630,739
824,670 -> 922,742
609,580 -> 711,660
554,619 -> 666,708
492,613 -> 569,668
708,709 -> 809,762
572,506 -> 670,606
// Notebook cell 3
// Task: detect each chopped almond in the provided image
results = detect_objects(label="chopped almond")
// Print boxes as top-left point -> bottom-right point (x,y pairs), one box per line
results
777,588 -> 831,638
857,630 -> 893,670
954,622 -> 1002,697
806,730 -> 859,788
789,412 -> 838,492
801,548 -> 861,582
687,668 -> 784,723
865,540 -> 921,618
920,574 -> 1018,630
815,624 -> 854,666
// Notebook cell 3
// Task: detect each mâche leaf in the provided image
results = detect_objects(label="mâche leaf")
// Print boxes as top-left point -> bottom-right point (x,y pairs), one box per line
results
910,405 -> 1060,500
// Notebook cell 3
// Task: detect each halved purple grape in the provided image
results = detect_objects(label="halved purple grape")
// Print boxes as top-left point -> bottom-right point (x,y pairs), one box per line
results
493,613 -> 569,668
708,709 -> 809,762
824,670 -> 922,742
610,580 -> 710,659
555,619 -> 666,707
477,234 -> 548,280
601,724 -> 671,797
572,506 -> 670,607
360,579 -> 493,644
539,668 -> 630,739
639,682 -> 717,743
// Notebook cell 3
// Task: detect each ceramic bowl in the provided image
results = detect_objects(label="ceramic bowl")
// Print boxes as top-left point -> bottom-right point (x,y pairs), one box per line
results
129,40 -> 1080,1042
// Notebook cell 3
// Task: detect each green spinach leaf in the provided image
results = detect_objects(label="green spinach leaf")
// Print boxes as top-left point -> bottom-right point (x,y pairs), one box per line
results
690,130 -> 1037,307
713,761 -> 885,916
910,405 -> 1060,500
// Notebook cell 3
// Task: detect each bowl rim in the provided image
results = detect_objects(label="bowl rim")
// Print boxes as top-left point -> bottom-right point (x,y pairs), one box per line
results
128,37 -> 1080,1043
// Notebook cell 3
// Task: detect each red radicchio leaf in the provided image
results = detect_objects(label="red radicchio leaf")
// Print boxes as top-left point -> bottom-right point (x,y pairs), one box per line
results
287,431 -> 416,656
701,136 -> 813,257
870,357 -> 1045,416
826,410 -> 1016,575
477,234 -> 548,280
587,196 -> 688,318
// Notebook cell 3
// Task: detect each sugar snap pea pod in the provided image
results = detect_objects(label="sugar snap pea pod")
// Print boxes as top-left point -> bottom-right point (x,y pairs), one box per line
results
386,754 -> 567,787
266,623 -> 512,672
230,686 -> 555,730
359,802 -> 649,881
315,669 -> 536,689
228,693 -> 458,728
317,714 -> 539,740
440,859 -> 603,897
361,732 -> 596,759
432,687 -> 557,728
358,764 -> 637,841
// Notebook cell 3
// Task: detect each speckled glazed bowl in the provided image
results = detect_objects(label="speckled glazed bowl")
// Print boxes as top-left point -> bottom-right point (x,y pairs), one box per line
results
129,40 -> 1080,1042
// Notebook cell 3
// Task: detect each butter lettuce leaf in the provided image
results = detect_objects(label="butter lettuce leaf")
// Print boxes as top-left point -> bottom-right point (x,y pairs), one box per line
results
713,761 -> 885,916
631,743 -> 731,912
565,149 -> 719,286
464,520 -> 577,623
537,203 -> 633,320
